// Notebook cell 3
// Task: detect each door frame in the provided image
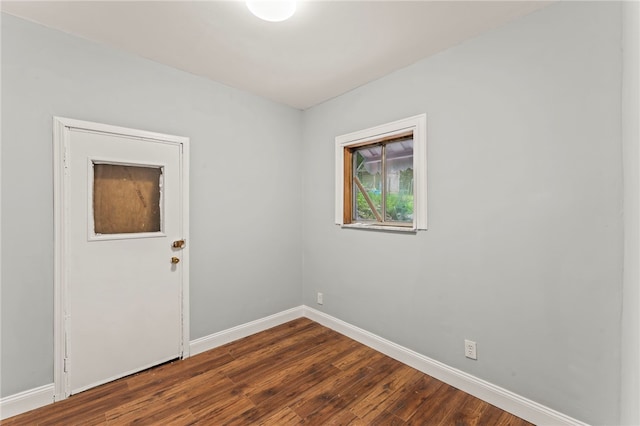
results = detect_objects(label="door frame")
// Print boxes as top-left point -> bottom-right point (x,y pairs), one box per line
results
52,117 -> 190,401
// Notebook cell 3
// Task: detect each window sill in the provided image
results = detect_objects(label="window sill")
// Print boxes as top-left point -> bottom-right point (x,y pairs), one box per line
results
341,223 -> 417,233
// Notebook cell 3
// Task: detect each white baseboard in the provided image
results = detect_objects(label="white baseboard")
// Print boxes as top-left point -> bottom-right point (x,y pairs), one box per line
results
189,306 -> 304,356
0,383 -> 54,420
302,305 -> 588,426
1,305 -> 588,426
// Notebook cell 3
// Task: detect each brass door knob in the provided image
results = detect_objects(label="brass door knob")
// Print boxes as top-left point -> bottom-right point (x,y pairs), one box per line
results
171,257 -> 180,264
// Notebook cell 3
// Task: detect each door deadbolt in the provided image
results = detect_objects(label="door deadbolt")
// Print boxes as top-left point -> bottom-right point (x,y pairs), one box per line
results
172,239 -> 186,248
171,257 -> 180,264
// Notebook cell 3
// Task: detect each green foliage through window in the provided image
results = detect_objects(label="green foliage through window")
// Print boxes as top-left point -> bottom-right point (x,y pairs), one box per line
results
352,138 -> 414,225
356,191 -> 413,222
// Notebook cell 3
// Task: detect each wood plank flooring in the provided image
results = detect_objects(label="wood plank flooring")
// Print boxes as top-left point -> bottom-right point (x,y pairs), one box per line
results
2,318 -> 534,425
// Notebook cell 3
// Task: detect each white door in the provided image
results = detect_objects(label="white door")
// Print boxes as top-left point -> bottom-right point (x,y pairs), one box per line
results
54,118 -> 189,397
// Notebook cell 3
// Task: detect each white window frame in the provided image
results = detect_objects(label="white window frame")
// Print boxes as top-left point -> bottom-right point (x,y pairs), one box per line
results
335,114 -> 427,232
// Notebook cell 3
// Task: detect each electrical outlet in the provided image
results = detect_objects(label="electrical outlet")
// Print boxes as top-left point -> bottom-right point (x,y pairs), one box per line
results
317,292 -> 323,305
464,339 -> 477,360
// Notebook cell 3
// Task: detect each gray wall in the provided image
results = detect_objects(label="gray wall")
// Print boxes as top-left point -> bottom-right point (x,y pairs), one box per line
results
302,2 -> 623,425
621,1 -> 640,425
1,13 -> 302,397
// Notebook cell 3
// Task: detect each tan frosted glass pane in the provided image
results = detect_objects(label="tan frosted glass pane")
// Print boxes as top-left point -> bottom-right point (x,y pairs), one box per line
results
93,164 -> 162,234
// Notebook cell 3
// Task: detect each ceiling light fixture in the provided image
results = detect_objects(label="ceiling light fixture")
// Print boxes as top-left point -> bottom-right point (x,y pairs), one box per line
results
246,1 -> 296,22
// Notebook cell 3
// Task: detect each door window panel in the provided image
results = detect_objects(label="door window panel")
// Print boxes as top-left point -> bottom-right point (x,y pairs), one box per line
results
93,163 -> 162,234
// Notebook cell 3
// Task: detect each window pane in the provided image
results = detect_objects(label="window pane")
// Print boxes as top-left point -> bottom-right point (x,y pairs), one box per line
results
385,140 -> 413,222
353,146 -> 382,221
93,164 -> 162,234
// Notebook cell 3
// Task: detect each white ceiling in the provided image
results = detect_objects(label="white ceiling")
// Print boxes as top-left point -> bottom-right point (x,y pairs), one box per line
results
1,1 -> 551,110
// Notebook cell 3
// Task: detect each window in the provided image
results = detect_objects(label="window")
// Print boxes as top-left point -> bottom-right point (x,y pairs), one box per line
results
92,162 -> 163,236
335,114 -> 427,231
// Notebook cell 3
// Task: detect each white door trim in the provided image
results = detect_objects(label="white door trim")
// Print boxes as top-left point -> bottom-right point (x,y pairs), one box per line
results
52,117 -> 190,401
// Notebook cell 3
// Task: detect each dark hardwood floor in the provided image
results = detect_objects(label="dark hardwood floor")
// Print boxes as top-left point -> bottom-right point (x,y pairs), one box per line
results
2,318 -> 534,425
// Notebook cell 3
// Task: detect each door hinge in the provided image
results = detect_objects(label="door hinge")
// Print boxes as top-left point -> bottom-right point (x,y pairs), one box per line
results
63,358 -> 69,373
63,147 -> 70,174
